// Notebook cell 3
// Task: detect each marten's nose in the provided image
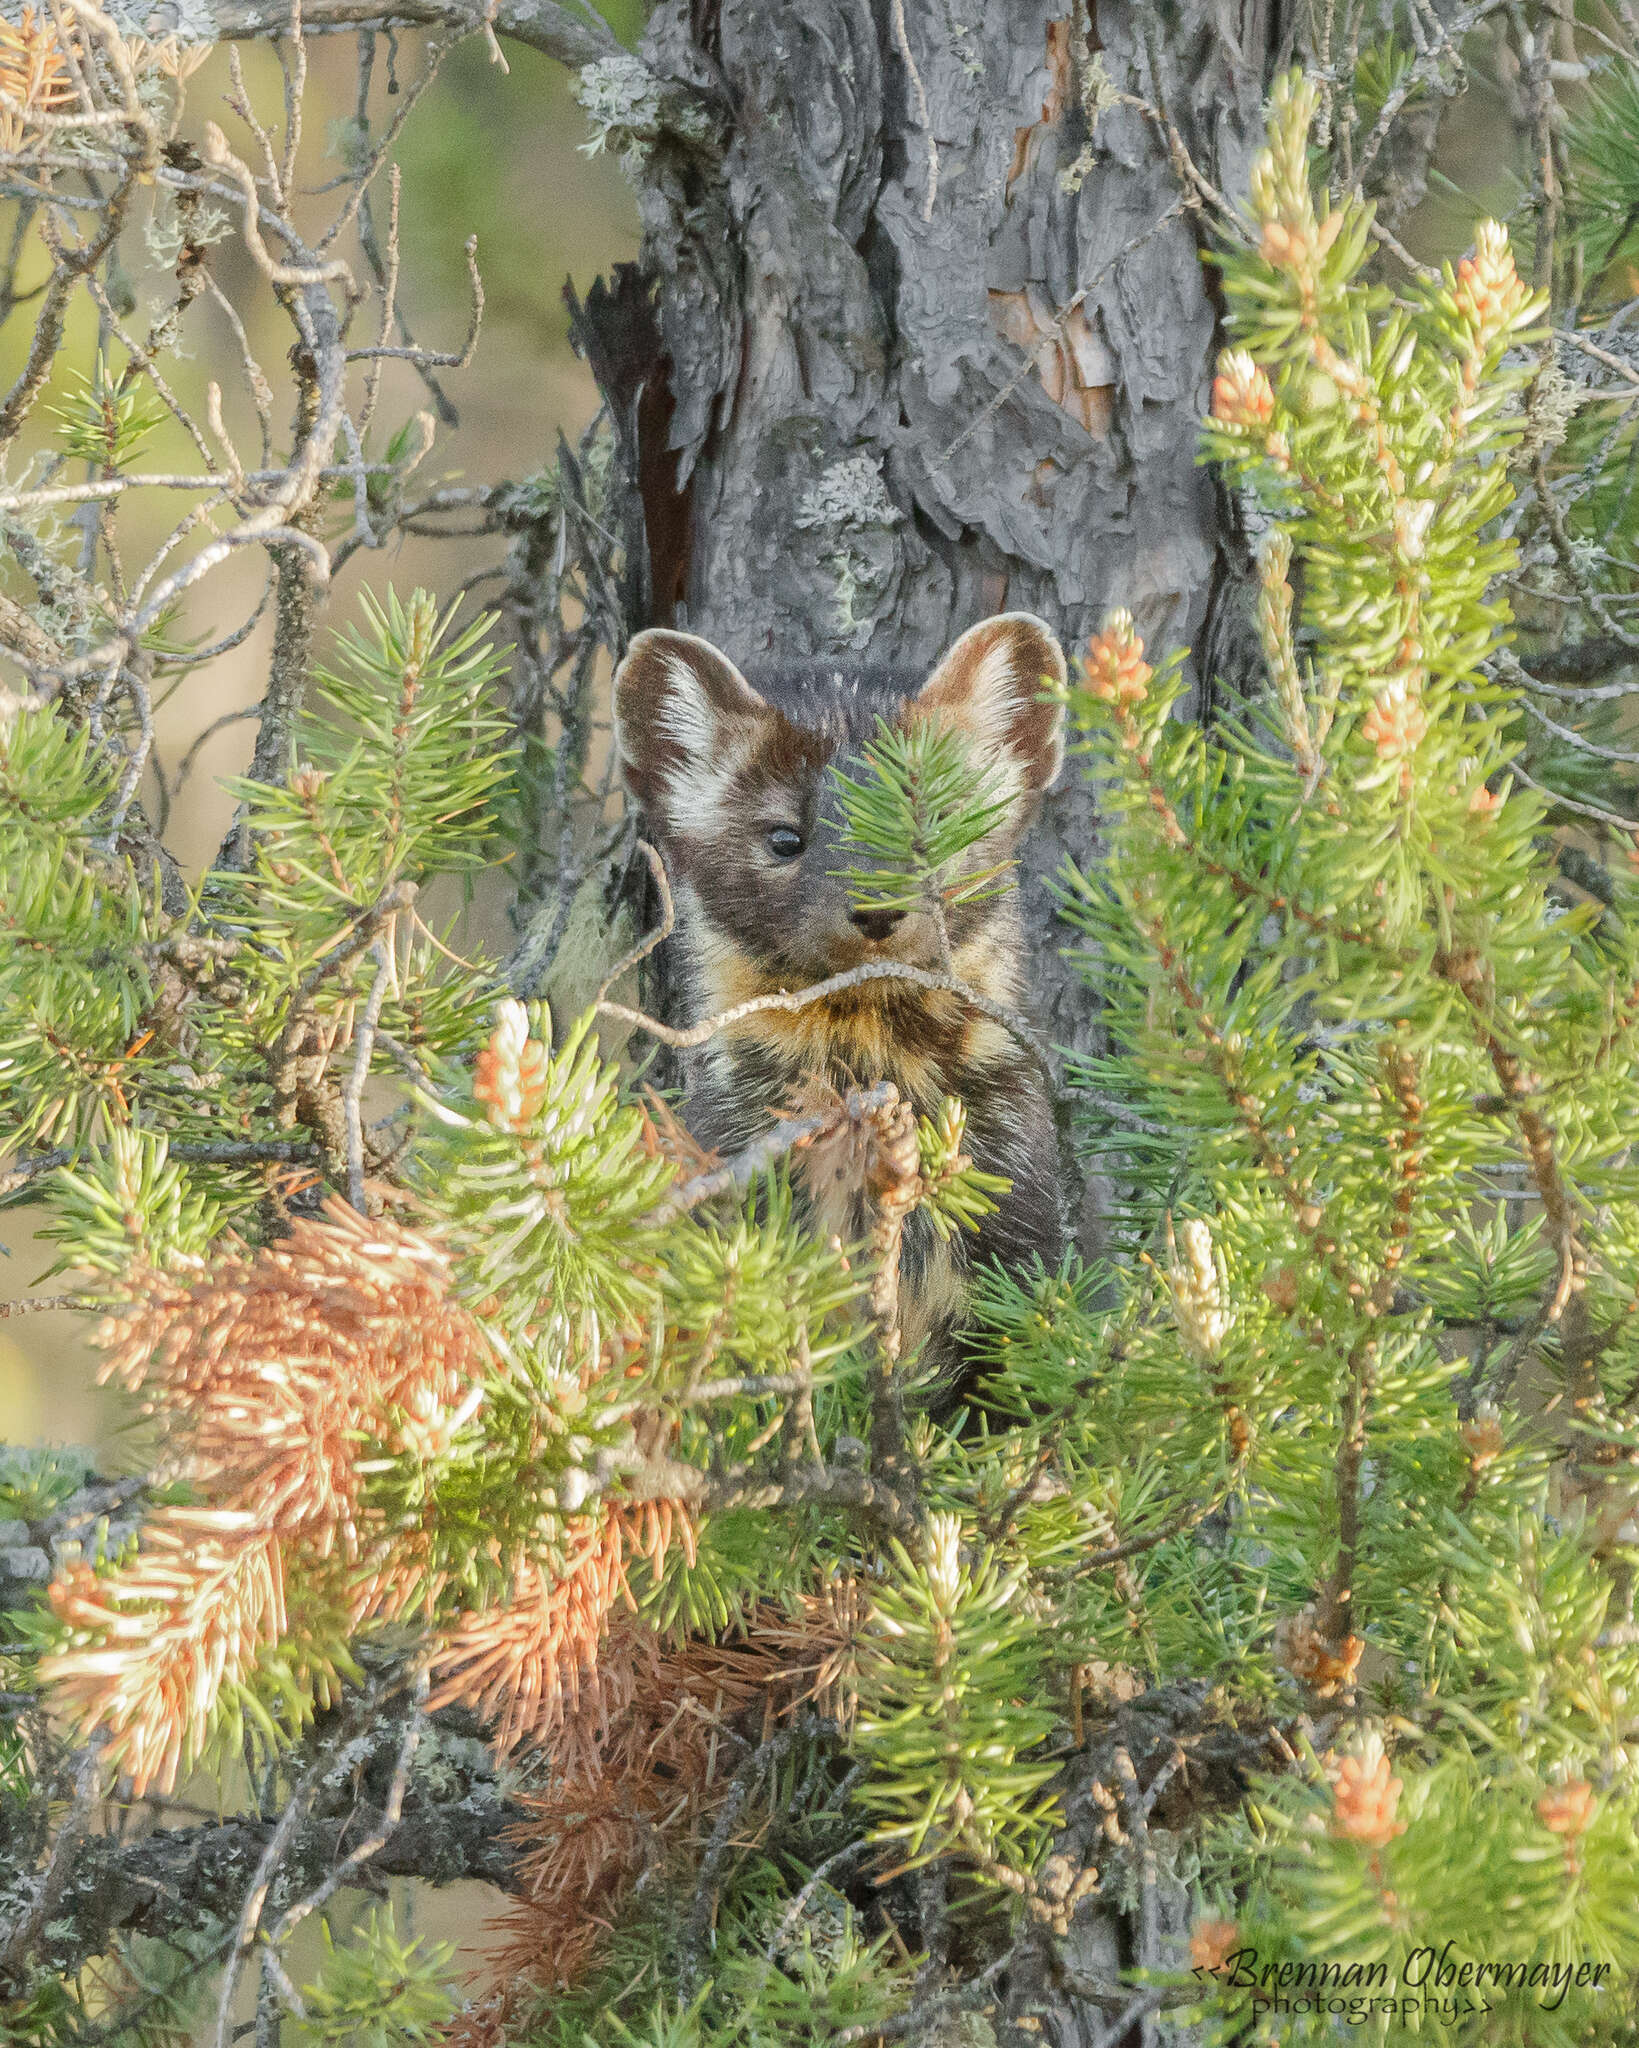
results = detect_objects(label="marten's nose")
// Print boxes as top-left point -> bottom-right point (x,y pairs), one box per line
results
849,905 -> 904,944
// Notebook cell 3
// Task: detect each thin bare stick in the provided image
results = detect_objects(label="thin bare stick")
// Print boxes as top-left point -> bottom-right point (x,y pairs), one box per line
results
1559,326 -> 1639,389
598,850 -> 1050,1071
593,837 -> 673,1002
343,945 -> 393,1210
265,1673 -> 428,1945
211,1747 -> 333,2048
601,959 -> 1053,1075
342,230 -> 482,366
200,122 -> 353,289
0,1292 -> 95,1316
0,1137 -> 318,1204
202,272 -> 275,465
208,0 -> 621,69
646,1081 -> 898,1225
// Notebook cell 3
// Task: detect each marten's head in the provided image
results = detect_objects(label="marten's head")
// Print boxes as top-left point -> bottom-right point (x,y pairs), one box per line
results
613,615 -> 1066,1003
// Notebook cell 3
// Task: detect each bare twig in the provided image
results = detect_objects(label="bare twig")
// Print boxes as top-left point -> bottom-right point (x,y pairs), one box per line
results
1354,0 -> 1509,189
211,1752 -> 331,2048
0,1137 -> 319,1204
601,960 -> 1053,1074
0,1292 -> 96,1316
207,0 -> 620,68
266,1674 -> 429,1946
681,1726 -> 803,1994
646,1080 -> 898,1225
1086,1987 -> 1171,2048
1512,761 -> 1639,831
0,1741 -> 105,1974
342,945 -> 393,1211
592,838 -> 673,1004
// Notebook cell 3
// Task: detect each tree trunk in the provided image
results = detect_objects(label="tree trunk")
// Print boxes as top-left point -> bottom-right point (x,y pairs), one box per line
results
591,6 -> 1282,2035
600,0 -> 1281,1258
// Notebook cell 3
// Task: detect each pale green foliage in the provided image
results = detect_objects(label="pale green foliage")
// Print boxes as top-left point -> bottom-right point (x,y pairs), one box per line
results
0,1447 -> 95,1524
830,717 -> 1012,921
722,1906 -> 917,2046
296,1906 -> 456,2047
417,1000 -> 675,1347
518,1892 -> 920,2048
48,354 -> 166,472
853,1513 -> 1060,1870
223,586 -> 514,947
1044,71 -> 1639,2036
658,1179 -> 865,1388
0,705 -> 151,1151
914,1096 -> 1006,1241
39,1126 -> 245,1276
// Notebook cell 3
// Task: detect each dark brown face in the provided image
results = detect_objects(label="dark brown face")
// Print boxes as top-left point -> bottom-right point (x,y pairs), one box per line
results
613,616 -> 1068,988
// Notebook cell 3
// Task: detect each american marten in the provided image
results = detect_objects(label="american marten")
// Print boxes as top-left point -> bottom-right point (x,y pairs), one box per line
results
613,614 -> 1068,1378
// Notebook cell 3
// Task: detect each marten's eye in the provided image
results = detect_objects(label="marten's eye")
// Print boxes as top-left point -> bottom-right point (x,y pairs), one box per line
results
766,825 -> 805,861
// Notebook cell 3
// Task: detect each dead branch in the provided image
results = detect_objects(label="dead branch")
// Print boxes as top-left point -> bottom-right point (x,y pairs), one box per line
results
206,0 -> 620,68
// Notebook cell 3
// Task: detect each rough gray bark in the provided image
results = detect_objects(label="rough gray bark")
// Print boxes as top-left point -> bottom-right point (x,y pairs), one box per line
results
22,1761 -> 529,1980
603,0 -> 1282,1247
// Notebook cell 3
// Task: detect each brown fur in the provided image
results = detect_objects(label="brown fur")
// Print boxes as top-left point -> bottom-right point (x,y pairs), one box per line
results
614,615 -> 1069,1386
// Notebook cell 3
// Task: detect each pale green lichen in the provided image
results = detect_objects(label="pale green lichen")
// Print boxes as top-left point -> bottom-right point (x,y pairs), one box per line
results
99,0 -> 219,42
1519,355 -> 1580,461
141,191 -> 232,270
794,455 -> 903,535
947,9 -> 984,81
1061,50 -> 1120,196
795,456 -> 902,647
572,52 -> 716,176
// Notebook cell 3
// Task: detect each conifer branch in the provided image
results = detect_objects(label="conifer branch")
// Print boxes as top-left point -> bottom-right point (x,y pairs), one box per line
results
265,1674 -> 428,1947
700,1462 -> 922,1546
341,943 -> 393,1211
1318,1337 -> 1377,1648
14,1727 -> 530,1980
591,836 -> 674,1005
1434,949 -> 1605,1425
0,1138 -> 317,1204
0,1739 -> 104,1977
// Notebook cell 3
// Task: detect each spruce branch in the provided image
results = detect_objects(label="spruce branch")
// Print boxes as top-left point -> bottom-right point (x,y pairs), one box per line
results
830,716 -> 1013,969
0,1138 -> 318,1205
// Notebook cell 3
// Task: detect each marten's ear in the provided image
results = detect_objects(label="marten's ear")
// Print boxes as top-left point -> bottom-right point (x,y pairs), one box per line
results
614,629 -> 770,831
914,613 -> 1067,796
